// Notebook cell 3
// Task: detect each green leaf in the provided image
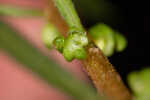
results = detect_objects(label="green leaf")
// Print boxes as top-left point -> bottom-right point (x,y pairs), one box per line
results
0,21 -> 104,100
0,4 -> 43,17
53,0 -> 84,31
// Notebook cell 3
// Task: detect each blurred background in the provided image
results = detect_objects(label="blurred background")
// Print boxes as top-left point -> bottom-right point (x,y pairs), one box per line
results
0,0 -> 148,100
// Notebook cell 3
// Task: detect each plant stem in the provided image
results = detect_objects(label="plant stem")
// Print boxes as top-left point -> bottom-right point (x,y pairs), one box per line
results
46,0 -> 132,100
83,46 -> 132,100
53,0 -> 84,31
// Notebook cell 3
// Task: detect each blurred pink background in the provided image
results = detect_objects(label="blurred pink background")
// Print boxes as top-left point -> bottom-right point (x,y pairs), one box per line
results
0,0 -> 89,100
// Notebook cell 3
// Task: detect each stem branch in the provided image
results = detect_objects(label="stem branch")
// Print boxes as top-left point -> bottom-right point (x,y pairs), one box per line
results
46,0 -> 132,100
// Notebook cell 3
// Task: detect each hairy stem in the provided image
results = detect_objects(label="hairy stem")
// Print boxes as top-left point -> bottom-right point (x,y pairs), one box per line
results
83,46 -> 132,100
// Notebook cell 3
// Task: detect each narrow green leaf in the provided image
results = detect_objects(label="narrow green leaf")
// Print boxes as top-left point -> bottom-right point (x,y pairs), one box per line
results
0,21 -> 104,100
53,0 -> 84,31
0,5 -> 43,17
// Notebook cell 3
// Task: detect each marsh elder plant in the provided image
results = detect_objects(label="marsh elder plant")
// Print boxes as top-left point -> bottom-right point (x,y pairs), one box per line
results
1,0 -> 150,100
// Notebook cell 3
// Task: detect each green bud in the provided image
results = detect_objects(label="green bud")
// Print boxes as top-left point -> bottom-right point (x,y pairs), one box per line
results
89,23 -> 115,57
54,36 -> 65,52
63,31 -> 88,61
128,68 -> 150,100
42,23 -> 60,48
115,32 -> 127,52
74,48 -> 87,59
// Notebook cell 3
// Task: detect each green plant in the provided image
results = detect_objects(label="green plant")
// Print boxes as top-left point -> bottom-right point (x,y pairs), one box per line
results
43,3 -> 131,100
0,0 -> 135,100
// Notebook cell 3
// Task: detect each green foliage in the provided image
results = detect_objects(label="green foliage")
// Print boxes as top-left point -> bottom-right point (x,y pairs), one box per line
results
128,68 -> 150,100
0,21 -> 104,100
89,23 -> 127,57
0,4 -> 43,17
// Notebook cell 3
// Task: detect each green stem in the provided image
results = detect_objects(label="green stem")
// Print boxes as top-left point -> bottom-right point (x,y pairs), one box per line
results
53,0 -> 84,31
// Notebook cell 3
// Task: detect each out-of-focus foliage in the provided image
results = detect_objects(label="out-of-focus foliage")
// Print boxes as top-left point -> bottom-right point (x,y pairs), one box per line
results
42,23 -> 61,48
0,21 -> 104,100
0,4 -> 43,17
128,68 -> 150,100
89,23 -> 127,57
115,32 -> 127,52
